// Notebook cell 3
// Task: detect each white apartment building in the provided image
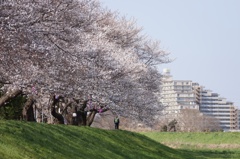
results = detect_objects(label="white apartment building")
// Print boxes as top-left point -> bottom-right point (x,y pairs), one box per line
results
199,89 -> 238,130
161,69 -> 199,117
161,69 -> 238,130
238,110 -> 240,129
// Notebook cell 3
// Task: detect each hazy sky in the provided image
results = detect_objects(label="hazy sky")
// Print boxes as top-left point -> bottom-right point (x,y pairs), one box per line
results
100,0 -> 240,107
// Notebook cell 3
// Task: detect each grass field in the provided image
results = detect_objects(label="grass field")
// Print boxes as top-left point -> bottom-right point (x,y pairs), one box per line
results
1,120 -> 240,159
0,120 -> 191,159
142,132 -> 240,159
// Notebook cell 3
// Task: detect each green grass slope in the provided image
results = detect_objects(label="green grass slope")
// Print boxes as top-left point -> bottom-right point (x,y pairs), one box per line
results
0,120 -> 191,159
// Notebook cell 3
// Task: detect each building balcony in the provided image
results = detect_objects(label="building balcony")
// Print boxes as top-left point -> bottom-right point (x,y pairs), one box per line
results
219,120 -> 237,124
200,107 -> 236,110
200,108 -> 235,111
213,116 -> 231,120
219,123 -> 232,127
200,112 -> 234,116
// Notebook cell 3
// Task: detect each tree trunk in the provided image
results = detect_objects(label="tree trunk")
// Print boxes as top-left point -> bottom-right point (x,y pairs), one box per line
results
50,94 -> 64,124
49,97 -> 109,126
0,89 -> 22,107
75,100 -> 88,126
22,96 -> 35,121
75,99 -> 97,126
51,106 -> 64,124
86,110 -> 97,126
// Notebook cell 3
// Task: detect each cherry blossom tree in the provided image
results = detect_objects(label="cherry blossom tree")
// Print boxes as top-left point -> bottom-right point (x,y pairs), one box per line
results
0,0 -> 170,126
176,109 -> 221,132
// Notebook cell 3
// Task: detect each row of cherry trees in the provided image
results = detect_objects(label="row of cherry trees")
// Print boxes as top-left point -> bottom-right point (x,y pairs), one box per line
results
0,0 -> 170,126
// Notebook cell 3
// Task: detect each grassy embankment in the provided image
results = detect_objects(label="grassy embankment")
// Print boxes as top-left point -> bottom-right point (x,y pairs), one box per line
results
2,120 -> 240,159
0,120 -> 191,159
142,132 -> 240,159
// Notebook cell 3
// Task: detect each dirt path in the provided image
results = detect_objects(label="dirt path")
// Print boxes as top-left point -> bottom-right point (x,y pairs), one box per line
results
162,142 -> 240,149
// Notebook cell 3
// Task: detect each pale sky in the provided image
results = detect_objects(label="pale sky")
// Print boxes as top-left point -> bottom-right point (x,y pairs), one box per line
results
100,0 -> 240,107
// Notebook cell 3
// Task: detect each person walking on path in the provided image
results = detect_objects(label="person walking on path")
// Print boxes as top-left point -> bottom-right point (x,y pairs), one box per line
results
114,116 -> 120,129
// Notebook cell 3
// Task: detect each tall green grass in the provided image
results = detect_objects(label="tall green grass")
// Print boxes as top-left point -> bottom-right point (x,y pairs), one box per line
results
0,120 -> 191,159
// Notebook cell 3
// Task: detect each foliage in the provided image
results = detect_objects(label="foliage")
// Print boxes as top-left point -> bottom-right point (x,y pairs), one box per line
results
161,125 -> 168,132
0,0 -> 170,124
0,120 -> 191,159
0,86 -> 26,120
